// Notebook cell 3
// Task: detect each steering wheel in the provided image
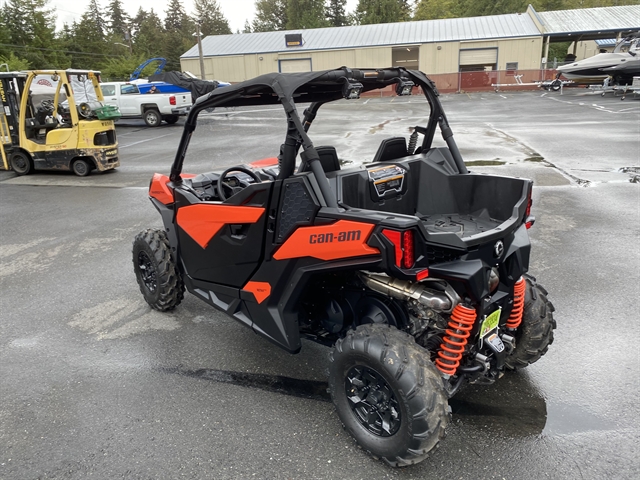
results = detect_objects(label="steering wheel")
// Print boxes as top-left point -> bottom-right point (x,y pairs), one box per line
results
40,99 -> 55,114
217,166 -> 262,201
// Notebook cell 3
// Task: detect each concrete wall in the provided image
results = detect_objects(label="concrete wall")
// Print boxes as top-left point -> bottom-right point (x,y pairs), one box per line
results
181,36 -> 543,81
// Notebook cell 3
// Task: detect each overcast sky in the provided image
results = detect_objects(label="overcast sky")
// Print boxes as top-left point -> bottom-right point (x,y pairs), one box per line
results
51,0 -> 358,34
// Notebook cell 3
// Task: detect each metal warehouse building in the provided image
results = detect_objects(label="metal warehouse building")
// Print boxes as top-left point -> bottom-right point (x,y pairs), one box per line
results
180,4 -> 640,91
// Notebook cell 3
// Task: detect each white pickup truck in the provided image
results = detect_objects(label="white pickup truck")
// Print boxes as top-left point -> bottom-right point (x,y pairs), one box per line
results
100,82 -> 191,127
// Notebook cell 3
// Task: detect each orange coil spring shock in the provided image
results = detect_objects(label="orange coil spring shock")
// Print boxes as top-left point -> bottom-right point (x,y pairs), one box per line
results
435,304 -> 477,376
506,276 -> 526,329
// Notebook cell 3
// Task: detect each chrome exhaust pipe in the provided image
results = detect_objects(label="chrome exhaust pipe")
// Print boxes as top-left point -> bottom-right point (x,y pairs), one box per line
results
358,273 -> 454,312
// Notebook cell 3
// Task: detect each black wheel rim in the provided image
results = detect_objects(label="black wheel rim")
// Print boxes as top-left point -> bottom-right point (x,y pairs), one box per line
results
345,365 -> 401,437
137,251 -> 157,292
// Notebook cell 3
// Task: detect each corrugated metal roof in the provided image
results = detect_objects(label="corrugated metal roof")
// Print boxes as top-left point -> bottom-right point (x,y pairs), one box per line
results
183,13 -> 540,58
537,5 -> 640,34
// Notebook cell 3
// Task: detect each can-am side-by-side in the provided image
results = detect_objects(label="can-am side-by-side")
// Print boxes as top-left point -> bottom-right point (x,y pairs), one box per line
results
133,67 -> 556,466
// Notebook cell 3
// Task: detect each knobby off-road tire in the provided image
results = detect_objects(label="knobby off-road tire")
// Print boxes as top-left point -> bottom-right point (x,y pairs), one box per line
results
132,229 -> 184,311
505,274 -> 556,370
329,324 -> 449,467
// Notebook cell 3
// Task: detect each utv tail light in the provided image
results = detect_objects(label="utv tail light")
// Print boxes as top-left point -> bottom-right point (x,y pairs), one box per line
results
524,190 -> 535,229
402,230 -> 414,268
170,95 -> 176,105
381,229 -> 415,269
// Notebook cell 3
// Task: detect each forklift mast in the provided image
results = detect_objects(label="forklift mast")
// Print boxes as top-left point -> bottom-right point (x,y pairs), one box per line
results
0,73 -> 27,169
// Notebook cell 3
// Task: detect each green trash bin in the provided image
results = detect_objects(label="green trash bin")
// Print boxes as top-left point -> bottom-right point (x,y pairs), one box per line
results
95,105 -> 121,120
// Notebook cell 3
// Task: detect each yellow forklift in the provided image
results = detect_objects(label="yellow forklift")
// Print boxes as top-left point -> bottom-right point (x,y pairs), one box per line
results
0,69 -> 120,176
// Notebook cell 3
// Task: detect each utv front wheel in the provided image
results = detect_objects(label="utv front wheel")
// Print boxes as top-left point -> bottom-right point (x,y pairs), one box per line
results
329,324 -> 449,467
132,229 -> 184,311
505,275 -> 556,370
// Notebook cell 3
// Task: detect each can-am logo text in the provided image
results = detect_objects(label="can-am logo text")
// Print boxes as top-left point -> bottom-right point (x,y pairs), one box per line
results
309,230 -> 361,244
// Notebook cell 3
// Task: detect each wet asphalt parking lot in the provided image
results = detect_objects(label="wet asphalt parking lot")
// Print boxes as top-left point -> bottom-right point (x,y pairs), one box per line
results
1,88 -> 639,479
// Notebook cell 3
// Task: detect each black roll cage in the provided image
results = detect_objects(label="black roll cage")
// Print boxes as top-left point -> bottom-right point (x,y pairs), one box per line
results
169,67 -> 468,207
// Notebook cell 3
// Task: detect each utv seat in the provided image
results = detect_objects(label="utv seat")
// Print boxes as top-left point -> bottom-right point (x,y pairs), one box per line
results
299,145 -> 340,173
372,137 -> 408,163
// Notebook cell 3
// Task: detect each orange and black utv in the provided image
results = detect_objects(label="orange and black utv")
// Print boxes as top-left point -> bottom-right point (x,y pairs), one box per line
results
132,67 -> 555,466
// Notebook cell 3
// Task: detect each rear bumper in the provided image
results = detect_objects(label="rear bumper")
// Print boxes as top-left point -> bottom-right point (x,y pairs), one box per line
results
91,147 -> 120,171
171,106 -> 191,116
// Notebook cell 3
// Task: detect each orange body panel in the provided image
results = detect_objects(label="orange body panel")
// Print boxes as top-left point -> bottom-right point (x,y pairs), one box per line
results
177,204 -> 265,248
149,173 -> 174,205
149,173 -> 197,205
273,220 -> 380,261
243,281 -> 272,304
249,157 -> 279,168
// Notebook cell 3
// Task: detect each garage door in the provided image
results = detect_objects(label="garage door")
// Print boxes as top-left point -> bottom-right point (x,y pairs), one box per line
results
459,48 -> 498,66
279,59 -> 312,73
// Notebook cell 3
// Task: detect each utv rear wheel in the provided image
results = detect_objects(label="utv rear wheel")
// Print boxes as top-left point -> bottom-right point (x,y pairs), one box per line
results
10,151 -> 32,175
132,229 -> 184,311
163,115 -> 179,124
143,108 -> 161,127
329,324 -> 449,467
505,275 -> 556,370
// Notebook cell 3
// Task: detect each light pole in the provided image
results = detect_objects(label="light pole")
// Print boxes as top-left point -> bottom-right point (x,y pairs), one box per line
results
195,19 -> 206,80
114,42 -> 132,55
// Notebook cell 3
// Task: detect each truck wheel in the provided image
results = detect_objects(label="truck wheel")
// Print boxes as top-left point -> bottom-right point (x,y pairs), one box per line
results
163,115 -> 179,124
72,158 -> 91,177
329,324 -> 449,467
505,274 -> 556,370
10,151 -> 33,175
144,108 -> 161,127
133,229 -> 184,311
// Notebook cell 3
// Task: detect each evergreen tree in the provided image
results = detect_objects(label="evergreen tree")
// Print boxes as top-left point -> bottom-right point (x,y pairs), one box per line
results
252,0 -> 288,32
194,0 -> 232,36
107,0 -> 130,36
355,0 -> 405,24
3,0 -> 66,68
414,0 -> 458,20
326,0 -> 350,26
5,0 -> 31,46
132,9 -> 166,59
242,19 -> 253,33
164,0 -> 195,70
86,0 -> 107,37
286,0 -> 329,29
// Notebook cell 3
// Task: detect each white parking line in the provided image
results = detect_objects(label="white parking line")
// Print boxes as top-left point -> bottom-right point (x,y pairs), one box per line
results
120,133 -> 175,148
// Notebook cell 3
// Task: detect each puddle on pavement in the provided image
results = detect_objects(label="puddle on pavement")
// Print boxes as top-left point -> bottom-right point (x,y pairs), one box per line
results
162,367 -> 331,402
166,366 -> 614,437
542,402 -> 612,436
465,160 -> 506,166
524,155 -> 546,163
